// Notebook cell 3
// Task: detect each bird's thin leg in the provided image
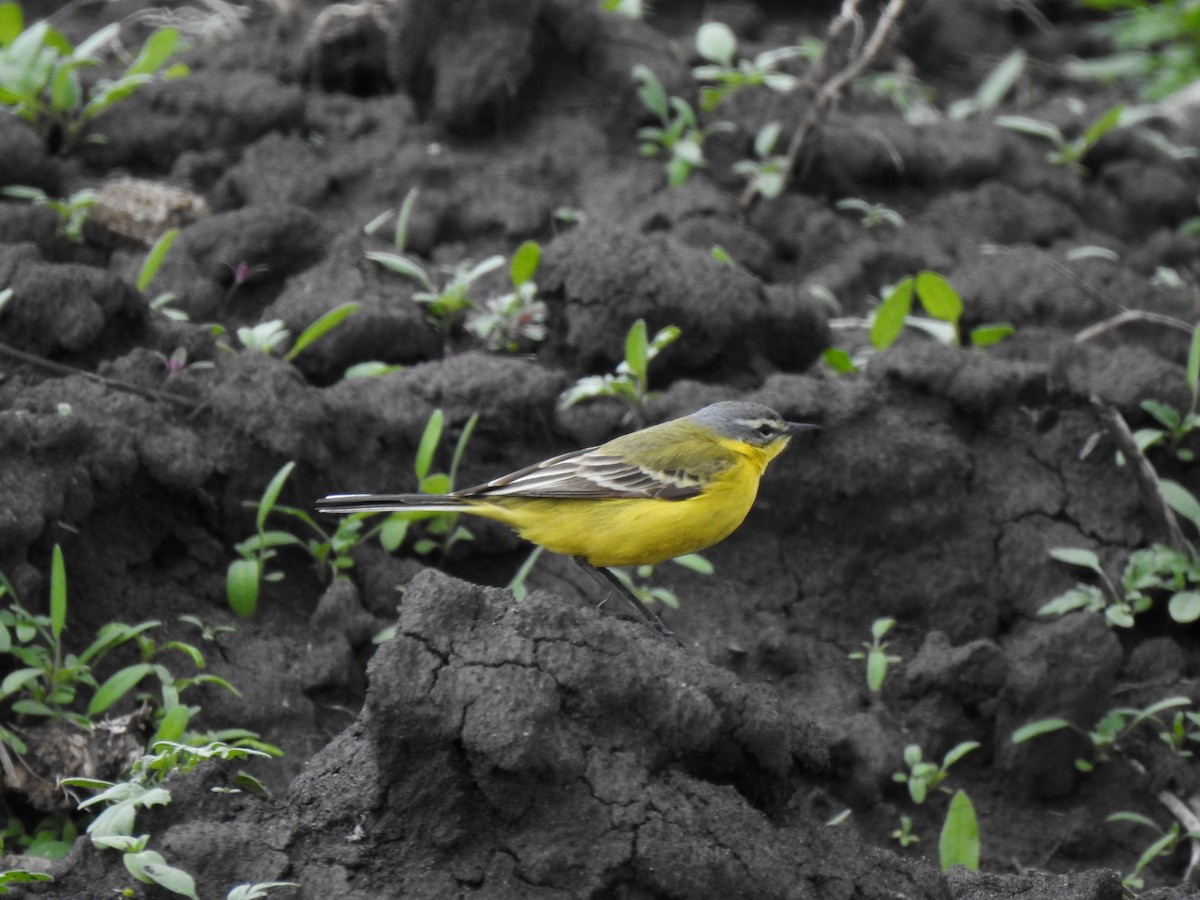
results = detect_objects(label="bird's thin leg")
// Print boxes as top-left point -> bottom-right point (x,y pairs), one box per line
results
573,557 -> 683,647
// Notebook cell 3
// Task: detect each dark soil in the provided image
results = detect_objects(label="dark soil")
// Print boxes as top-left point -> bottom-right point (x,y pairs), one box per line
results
3,0 -> 1200,897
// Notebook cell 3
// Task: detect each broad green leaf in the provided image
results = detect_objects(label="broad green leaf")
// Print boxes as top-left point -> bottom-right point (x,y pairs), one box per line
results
227,884 -> 301,900
975,48 -> 1026,112
415,410 -> 444,480
88,662 -> 154,715
696,22 -> 737,67
0,3 -> 23,47
0,667 -> 43,698
915,271 -> 963,324
257,462 -> 295,531
380,516 -> 409,552
226,560 -> 260,619
125,27 -> 178,78
1048,547 -> 1103,573
1169,591 -> 1200,623
754,121 -> 782,158
509,240 -> 540,288
1161,479 -> 1200,534
866,650 -> 888,692
366,251 -> 433,288
137,228 -> 179,292
50,544 -> 67,641
870,278 -> 913,350
50,66 -> 78,113
822,347 -> 857,373
1011,718 -> 1071,742
939,790 -> 980,872
126,850 -> 199,899
632,65 -> 668,120
625,319 -> 649,382
153,704 -> 190,743
284,301 -> 358,361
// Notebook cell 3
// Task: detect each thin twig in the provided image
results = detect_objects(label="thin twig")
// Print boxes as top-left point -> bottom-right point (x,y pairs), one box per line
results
1089,397 -> 1188,552
743,0 -> 910,209
0,342 -> 200,410
1075,309 -> 1195,343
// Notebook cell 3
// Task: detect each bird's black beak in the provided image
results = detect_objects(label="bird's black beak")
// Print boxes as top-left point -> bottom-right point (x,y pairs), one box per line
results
785,421 -> 820,436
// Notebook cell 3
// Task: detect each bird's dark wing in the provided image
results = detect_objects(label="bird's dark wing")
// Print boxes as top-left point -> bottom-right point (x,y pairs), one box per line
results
459,446 -> 709,501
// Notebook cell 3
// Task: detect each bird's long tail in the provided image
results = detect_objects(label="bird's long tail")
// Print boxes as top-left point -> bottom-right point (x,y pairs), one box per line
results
316,493 -> 469,515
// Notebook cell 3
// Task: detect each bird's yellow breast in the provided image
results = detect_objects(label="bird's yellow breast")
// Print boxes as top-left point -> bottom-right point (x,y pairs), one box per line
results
471,437 -> 779,567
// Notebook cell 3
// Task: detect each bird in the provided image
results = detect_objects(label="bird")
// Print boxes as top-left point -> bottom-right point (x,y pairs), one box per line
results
318,400 -> 817,638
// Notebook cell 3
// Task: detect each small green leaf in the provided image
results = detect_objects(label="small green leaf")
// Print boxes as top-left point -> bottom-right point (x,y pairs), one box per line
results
1011,718 -> 1072,743
226,560 -> 260,618
625,319 -> 649,382
137,228 -> 179,292
284,302 -> 358,361
1161,480 -> 1200,534
395,188 -> 418,252
695,21 -> 736,67
1049,547 -> 1103,573
509,240 -> 540,288
867,650 -> 888,692
939,790 -> 980,872
1081,104 -> 1125,149
914,271 -> 963,324
632,65 -> 668,120
1169,591 -> 1200,623
125,27 -> 178,77
671,552 -> 714,575
49,544 -> 67,642
822,347 -> 857,373
88,663 -> 154,716
969,323 -> 1015,347
870,278 -> 913,349
153,704 -> 190,743
415,410 -> 444,480
0,3 -> 23,46
380,516 -> 409,552
257,462 -> 295,531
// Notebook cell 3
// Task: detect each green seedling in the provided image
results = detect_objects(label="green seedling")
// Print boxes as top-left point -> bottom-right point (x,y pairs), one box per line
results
2,812 -> 76,860
732,121 -> 788,201
227,461 -> 370,617
227,304 -> 359,361
1,184 -> 95,241
631,64 -> 732,187
1106,811 -> 1200,890
891,815 -> 919,847
343,361 -> 405,379
848,616 -> 902,692
1159,708 -> 1200,757
1133,322 -> 1200,462
377,409 -> 479,559
870,271 -> 1014,352
893,741 -> 979,804
367,190 -> 506,343
996,104 -> 1126,173
465,239 -> 547,351
177,614 -> 235,643
1012,695 -> 1193,772
0,4 -> 188,151
947,48 -> 1028,120
63,740 -> 279,900
609,553 -> 714,609
1043,540 -> 1200,627
938,789 -> 981,872
692,21 -> 803,111
1066,0 -> 1200,100
835,197 -> 905,228
0,547 -> 229,744
559,318 -> 681,424
157,346 -> 213,381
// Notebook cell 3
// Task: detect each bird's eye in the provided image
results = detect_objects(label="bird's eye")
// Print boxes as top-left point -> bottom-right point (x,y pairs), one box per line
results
757,423 -> 774,437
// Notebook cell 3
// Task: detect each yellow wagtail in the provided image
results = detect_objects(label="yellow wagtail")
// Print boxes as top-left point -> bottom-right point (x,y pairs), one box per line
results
318,401 -> 816,637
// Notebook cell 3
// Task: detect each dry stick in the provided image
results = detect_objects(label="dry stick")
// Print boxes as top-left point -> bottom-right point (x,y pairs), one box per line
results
741,0 -> 910,209
0,341 -> 200,411
1088,396 -> 1188,552
1075,309 -> 1195,343
1157,790 -> 1200,885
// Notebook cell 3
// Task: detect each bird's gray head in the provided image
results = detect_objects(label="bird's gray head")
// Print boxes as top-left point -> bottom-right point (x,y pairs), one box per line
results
688,401 -> 818,447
